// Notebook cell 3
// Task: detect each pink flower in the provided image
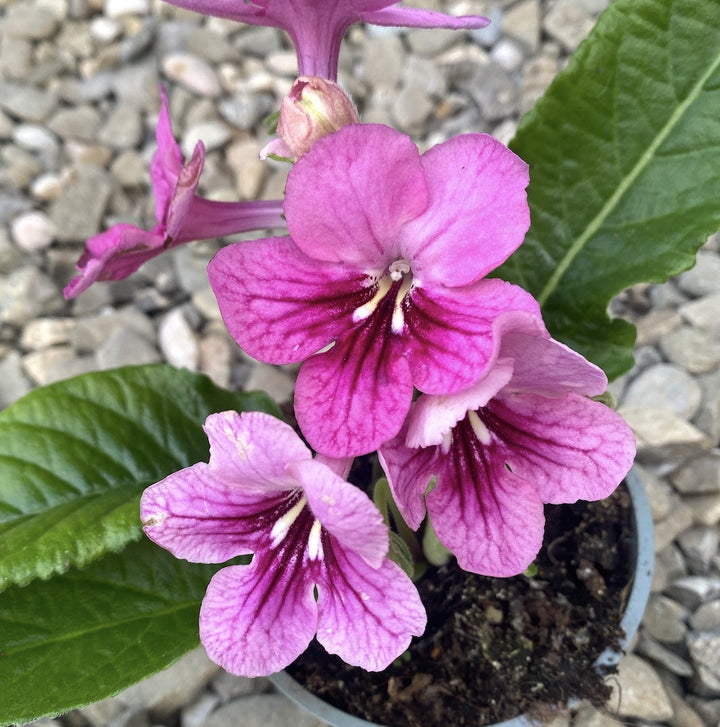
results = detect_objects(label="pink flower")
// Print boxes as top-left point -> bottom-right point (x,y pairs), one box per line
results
64,89 -> 286,299
140,411 -> 426,677
209,124 -> 539,458
378,312 -> 637,577
157,0 -> 489,79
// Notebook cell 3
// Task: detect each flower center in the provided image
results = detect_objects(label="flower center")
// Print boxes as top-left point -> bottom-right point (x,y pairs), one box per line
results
352,259 -> 414,334
268,492 -> 325,562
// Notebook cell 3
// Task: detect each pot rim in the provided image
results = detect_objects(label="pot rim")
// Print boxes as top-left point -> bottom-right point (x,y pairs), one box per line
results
271,466 -> 654,727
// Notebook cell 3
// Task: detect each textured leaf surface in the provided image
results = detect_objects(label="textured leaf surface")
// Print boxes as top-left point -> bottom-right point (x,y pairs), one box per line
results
0,365 -> 280,591
0,540 -> 218,726
499,0 -> 720,379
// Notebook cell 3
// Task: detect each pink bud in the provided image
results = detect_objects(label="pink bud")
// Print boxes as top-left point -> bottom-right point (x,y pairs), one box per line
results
263,76 -> 359,161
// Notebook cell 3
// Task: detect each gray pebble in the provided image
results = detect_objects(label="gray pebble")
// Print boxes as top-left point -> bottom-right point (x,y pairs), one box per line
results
503,0 -> 541,52
0,350 -> 32,408
96,328 -> 161,369
622,363 -> 702,420
0,81 -> 58,122
672,454 -> 720,494
47,105 -> 102,142
677,251 -> 720,297
666,576 -> 720,610
1,267 -> 64,326
201,694 -> 326,727
643,594 -> 689,644
637,632 -> 693,677
690,601 -> 720,632
678,527 -> 720,574
543,0 -> 595,52
98,105 -> 144,150
22,346 -> 96,386
3,2 -> 58,40
660,325 -> 720,374
49,165 -> 113,242
694,366 -> 720,441
680,292 -> 720,335
458,61 -> 518,121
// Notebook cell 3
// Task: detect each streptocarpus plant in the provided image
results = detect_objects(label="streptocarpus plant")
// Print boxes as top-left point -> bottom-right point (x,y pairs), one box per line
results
1,0 -> 719,723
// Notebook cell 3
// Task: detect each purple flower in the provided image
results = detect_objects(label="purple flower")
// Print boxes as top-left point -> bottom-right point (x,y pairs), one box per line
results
64,89 -> 286,299
378,312 -> 637,577
156,0 -> 489,79
140,411 -> 426,677
209,123 -> 539,458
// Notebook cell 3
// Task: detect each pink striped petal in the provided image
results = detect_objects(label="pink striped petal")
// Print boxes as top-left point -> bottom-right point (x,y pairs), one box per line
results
204,411 -> 310,491
402,134 -> 530,287
208,237 -> 368,365
316,547 -> 426,671
378,425 -> 437,530
140,463 -> 289,561
488,393 -> 636,504
294,324 -> 413,457
285,124 -> 428,269
428,441 -> 545,576
200,557 -> 318,677
289,459 -> 388,569
406,278 -> 540,395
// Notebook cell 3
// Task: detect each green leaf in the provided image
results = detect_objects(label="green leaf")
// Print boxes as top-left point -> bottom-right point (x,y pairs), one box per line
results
0,539 -> 219,726
499,0 -> 720,379
0,365 -> 280,592
388,530 -> 415,578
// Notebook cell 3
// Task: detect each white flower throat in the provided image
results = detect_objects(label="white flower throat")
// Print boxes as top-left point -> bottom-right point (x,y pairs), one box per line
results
352,258 -> 414,334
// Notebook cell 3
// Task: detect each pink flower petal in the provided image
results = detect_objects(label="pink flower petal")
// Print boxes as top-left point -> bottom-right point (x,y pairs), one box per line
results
163,141 -> 204,238
488,392 -> 636,504
151,86 -> 184,220
378,425 -> 437,530
204,411 -> 310,491
428,441 -> 545,576
208,236 -> 368,365
289,459 -> 388,569
402,134 -> 530,287
294,323 -> 414,457
140,463 -> 288,561
316,547 -> 426,671
404,360 -> 514,448
501,331 -> 608,397
406,278 -> 540,395
64,224 -> 165,298
200,558 -> 318,677
285,124 -> 428,269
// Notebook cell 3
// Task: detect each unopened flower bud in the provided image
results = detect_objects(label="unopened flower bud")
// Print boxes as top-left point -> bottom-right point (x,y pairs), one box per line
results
261,76 -> 359,161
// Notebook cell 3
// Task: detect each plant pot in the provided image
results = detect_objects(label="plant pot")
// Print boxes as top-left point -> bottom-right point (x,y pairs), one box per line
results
271,467 -> 654,727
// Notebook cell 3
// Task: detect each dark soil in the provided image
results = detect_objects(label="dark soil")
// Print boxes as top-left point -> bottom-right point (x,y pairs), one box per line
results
288,484 -> 634,726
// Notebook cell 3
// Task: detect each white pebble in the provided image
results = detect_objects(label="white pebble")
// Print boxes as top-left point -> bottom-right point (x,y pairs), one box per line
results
161,52 -> 222,98
104,0 -> 149,17
11,211 -> 57,252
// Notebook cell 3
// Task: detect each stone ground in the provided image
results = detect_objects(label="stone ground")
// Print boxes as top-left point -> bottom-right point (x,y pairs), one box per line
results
1,0 -> 719,725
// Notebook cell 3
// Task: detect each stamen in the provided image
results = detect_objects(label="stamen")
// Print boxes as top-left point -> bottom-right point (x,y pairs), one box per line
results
307,519 -> 323,561
391,274 -> 413,334
270,495 -> 307,548
352,276 -> 392,323
441,431 -> 452,455
467,410 -> 491,445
